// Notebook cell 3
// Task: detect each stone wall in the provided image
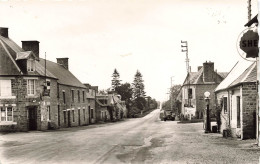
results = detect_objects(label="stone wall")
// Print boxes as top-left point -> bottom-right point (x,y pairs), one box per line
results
57,84 -> 89,128
242,83 -> 257,139
195,84 -> 218,119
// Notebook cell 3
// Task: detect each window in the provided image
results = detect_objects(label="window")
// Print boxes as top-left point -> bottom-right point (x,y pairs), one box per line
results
78,90 -> 80,103
27,59 -> 35,72
72,110 -> 75,122
27,79 -> 35,95
1,106 -> 13,122
0,80 -> 12,97
223,97 -> 227,114
82,91 -> 85,103
63,91 -> 66,104
43,80 -> 50,96
63,111 -> 67,124
237,96 -> 241,128
188,88 -> 192,99
83,108 -> 86,121
47,106 -> 51,121
71,90 -> 74,102
91,109 -> 94,119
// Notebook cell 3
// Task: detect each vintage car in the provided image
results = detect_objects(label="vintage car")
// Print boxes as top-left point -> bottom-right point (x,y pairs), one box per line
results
160,109 -> 175,121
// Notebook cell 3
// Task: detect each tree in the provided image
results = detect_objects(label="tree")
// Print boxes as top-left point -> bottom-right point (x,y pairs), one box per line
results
132,70 -> 146,99
162,84 -> 182,114
111,69 -> 121,89
115,83 -> 132,102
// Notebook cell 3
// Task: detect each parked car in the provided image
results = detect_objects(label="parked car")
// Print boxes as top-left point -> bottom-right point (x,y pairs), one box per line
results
160,109 -> 175,121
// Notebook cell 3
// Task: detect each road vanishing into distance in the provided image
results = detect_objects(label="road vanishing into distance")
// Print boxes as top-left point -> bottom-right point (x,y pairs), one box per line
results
1,109 -> 260,164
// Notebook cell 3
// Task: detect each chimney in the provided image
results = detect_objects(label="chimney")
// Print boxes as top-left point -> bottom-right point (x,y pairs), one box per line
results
22,41 -> 40,59
57,58 -> 69,70
198,66 -> 203,71
0,27 -> 8,38
203,61 -> 214,82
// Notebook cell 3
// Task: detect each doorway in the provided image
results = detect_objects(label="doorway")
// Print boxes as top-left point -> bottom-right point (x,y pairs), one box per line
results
28,106 -> 37,130
68,110 -> 71,127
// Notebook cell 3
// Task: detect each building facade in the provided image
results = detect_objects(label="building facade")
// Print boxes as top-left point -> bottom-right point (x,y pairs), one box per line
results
180,61 -> 228,119
0,27 -> 94,131
215,60 -> 257,139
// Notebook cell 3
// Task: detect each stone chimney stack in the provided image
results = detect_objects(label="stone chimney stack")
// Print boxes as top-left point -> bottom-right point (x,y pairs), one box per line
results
203,61 -> 214,82
22,41 -> 40,59
0,27 -> 8,38
57,58 -> 69,70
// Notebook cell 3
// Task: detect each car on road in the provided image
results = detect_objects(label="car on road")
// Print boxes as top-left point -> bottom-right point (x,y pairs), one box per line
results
160,109 -> 175,121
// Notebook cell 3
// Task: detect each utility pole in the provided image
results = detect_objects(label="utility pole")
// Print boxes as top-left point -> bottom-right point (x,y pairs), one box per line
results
170,76 -> 174,112
181,40 -> 191,107
248,0 -> 251,21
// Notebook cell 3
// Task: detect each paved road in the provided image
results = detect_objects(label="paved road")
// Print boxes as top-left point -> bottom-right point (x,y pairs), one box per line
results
1,109 -> 260,164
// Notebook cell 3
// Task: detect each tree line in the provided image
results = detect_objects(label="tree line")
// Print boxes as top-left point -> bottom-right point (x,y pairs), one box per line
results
110,69 -> 158,117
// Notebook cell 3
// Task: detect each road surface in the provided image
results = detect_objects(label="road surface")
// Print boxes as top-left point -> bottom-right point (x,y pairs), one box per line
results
1,109 -> 260,164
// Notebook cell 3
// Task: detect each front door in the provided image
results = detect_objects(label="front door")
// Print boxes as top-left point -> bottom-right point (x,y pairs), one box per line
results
68,110 -> 71,127
28,107 -> 37,130
78,109 -> 81,126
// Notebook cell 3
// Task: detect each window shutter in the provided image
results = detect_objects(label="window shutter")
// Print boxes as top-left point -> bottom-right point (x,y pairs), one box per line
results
0,80 -> 12,96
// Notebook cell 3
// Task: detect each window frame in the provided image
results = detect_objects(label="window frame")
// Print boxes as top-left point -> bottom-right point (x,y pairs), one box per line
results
0,106 -> 13,122
62,91 -> 66,104
27,59 -> 35,72
223,97 -> 228,114
78,90 -> 80,103
27,79 -> 36,96
71,90 -> 74,103
0,80 -> 14,98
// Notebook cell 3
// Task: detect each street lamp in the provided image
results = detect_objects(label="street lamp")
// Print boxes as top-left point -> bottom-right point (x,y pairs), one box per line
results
204,91 -> 211,133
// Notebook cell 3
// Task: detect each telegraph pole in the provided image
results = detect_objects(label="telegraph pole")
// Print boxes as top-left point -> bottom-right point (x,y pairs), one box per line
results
248,0 -> 251,21
170,76 -> 174,112
181,41 -> 191,107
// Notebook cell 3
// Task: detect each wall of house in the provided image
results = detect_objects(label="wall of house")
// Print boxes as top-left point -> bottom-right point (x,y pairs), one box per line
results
0,76 -> 58,132
215,90 -> 229,134
57,84 -> 89,128
242,83 -> 257,139
89,99 -> 96,124
181,85 -> 196,117
229,88 -> 242,138
195,84 -> 218,119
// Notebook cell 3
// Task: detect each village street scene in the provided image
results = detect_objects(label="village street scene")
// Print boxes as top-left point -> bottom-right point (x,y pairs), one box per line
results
0,0 -> 260,164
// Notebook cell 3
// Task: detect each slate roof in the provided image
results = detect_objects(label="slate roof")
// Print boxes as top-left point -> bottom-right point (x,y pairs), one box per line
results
0,35 -> 56,78
39,59 -> 86,88
0,34 -> 85,89
215,59 -> 256,92
183,67 -> 228,85
16,51 -> 34,60
245,14 -> 258,27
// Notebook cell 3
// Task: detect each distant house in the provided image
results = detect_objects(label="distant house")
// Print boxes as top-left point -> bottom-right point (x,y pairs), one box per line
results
215,60 -> 257,139
0,27 -> 90,131
84,83 -> 98,124
180,61 -> 228,119
96,93 -> 127,122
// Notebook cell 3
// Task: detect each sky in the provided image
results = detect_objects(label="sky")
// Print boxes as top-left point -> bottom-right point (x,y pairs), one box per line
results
0,0 -> 258,102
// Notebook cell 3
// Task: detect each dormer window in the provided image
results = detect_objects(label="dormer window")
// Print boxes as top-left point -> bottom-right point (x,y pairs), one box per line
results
27,59 -> 35,72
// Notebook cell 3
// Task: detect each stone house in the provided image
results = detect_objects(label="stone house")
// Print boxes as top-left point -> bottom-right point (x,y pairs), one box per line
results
39,58 -> 90,128
180,61 -> 228,119
215,60 -> 257,139
0,27 -> 92,131
84,84 -> 97,124
96,94 -> 111,122
96,93 -> 127,122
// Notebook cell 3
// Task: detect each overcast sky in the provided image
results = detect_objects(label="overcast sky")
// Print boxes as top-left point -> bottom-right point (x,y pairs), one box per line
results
0,0 -> 258,101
